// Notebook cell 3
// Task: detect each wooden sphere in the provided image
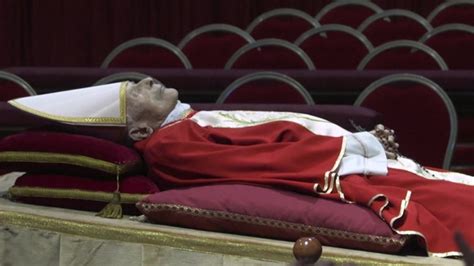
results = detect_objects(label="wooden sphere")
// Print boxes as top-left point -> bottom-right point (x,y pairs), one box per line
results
293,237 -> 322,264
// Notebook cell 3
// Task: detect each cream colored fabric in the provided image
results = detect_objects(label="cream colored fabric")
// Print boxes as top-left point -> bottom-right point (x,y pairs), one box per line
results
0,171 -> 24,197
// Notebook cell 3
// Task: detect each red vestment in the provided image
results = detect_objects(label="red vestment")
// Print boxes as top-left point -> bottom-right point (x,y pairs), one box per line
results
135,112 -> 474,257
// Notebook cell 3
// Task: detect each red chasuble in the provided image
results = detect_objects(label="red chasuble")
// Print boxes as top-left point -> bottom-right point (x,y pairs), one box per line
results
135,111 -> 474,257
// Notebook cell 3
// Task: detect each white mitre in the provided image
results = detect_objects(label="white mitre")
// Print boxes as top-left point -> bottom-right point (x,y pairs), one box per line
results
8,82 -> 129,127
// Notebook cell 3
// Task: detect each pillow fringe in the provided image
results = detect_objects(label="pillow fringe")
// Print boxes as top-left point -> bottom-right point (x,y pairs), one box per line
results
96,169 -> 123,219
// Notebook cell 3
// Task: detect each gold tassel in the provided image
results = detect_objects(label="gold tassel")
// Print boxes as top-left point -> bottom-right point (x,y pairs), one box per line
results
96,168 -> 123,219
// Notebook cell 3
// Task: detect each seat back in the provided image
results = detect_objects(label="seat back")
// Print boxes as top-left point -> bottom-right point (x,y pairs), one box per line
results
224,39 -> 315,70
247,8 -> 319,42
295,24 -> 373,69
420,24 -> 474,69
0,71 -> 36,101
354,73 -> 457,168
93,72 -> 163,86
358,9 -> 433,46
427,0 -> 474,27
178,24 -> 254,68
101,37 -> 192,69
315,0 -> 383,28
357,40 -> 448,70
216,71 -> 314,104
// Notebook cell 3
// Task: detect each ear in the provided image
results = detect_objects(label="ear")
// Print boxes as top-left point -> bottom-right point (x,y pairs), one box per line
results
128,126 -> 154,141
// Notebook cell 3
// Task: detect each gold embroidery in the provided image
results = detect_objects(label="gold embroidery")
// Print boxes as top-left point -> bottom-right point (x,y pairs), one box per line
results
8,82 -> 128,125
0,151 -> 139,174
9,186 -> 146,203
218,111 -> 327,126
140,203 -> 409,247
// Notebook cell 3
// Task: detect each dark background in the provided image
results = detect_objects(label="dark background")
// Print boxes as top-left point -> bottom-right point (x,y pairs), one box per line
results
0,0 -> 443,67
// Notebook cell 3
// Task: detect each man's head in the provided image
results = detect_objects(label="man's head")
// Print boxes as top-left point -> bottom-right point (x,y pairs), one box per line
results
126,78 -> 179,141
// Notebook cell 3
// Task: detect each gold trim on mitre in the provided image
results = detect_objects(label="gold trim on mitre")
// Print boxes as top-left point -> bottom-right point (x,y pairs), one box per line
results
8,82 -> 128,126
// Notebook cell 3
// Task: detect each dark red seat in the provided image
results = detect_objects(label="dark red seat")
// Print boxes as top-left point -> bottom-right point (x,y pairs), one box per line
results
224,39 -> 315,70
0,71 -> 36,101
101,37 -> 192,69
420,24 -> 474,69
428,0 -> 474,27
246,8 -> 319,42
295,24 -> 373,69
178,24 -> 254,69
315,0 -> 383,28
354,73 -> 457,169
216,71 -> 314,104
358,9 -> 433,46
357,40 -> 448,70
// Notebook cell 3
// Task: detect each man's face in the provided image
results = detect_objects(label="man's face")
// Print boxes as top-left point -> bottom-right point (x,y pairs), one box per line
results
127,78 -> 179,137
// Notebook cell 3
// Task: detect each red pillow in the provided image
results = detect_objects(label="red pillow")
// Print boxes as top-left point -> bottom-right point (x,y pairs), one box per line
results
9,173 -> 159,215
137,184 -> 411,254
0,131 -> 143,177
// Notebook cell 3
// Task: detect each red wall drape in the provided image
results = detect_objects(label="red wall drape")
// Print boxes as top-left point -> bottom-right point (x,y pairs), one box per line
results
0,0 -> 443,67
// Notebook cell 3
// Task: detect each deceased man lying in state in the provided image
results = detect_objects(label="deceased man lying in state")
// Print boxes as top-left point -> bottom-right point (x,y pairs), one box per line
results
8,77 -> 474,258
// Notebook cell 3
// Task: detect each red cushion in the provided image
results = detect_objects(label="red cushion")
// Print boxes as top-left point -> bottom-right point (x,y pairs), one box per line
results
10,174 -> 159,214
425,31 -> 474,69
364,47 -> 443,70
430,6 -> 474,27
0,131 -> 143,177
251,18 -> 314,42
319,6 -> 376,28
182,34 -> 249,68
363,19 -> 429,46
361,84 -> 451,167
232,46 -> 311,69
223,81 -> 310,104
137,184 -> 411,254
109,45 -> 186,68
299,31 -> 370,69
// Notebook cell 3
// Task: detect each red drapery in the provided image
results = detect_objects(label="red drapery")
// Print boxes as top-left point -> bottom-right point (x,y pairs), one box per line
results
0,0 -> 443,67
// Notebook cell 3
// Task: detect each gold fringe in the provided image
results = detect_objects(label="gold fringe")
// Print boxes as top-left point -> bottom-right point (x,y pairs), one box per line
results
96,191 -> 123,219
96,168 -> 123,219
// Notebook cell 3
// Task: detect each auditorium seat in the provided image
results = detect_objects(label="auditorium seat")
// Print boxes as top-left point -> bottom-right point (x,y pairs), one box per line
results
358,9 -> 433,46
294,24 -> 373,69
354,73 -> 457,169
419,24 -> 474,69
357,40 -> 448,70
93,72 -> 163,86
224,39 -> 315,70
0,71 -> 36,101
178,24 -> 255,68
427,0 -> 474,27
315,0 -> 383,28
216,71 -> 314,104
101,37 -> 192,69
246,8 -> 319,42
451,143 -> 474,175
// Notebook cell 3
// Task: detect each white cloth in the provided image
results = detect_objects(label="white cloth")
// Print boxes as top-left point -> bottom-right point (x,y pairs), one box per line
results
161,101 -> 191,127
9,82 -> 127,126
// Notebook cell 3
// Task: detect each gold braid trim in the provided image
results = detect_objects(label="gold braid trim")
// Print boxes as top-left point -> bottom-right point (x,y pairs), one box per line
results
0,210 -> 417,265
8,186 -> 147,204
139,203 -> 409,247
0,151 -> 139,174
